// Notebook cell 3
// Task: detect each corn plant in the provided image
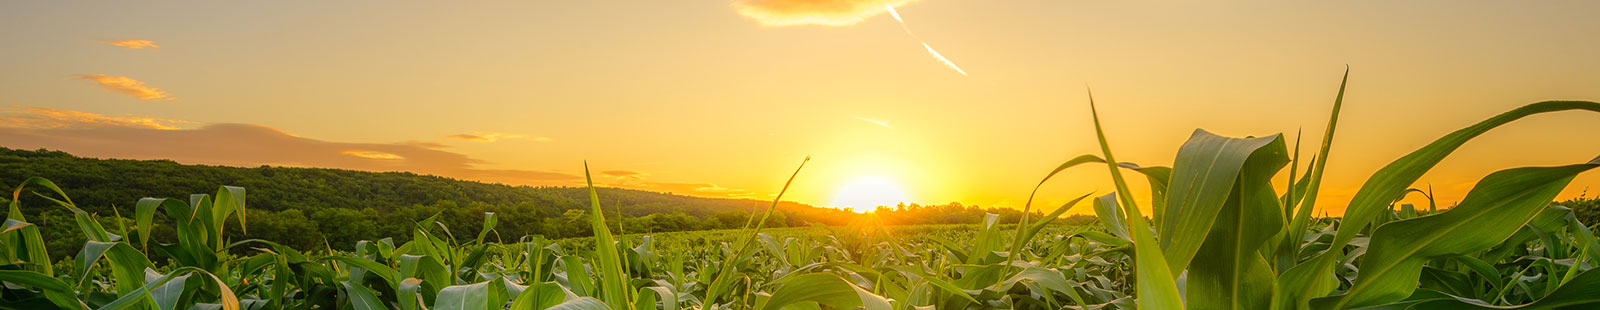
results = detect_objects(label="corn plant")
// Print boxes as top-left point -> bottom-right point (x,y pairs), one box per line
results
1059,70 -> 1600,309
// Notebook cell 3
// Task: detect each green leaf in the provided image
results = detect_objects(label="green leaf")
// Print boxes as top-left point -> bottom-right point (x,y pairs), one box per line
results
582,163 -> 632,310
636,286 -> 678,310
321,256 -> 401,289
705,157 -> 809,307
0,270 -> 87,309
436,281 -> 493,310
1314,160 -> 1600,309
210,186 -> 246,243
100,267 -> 239,310
1565,212 -> 1600,268
756,273 -> 891,310
476,212 -> 498,244
1185,131 -> 1289,310
1025,154 -> 1170,241
1333,101 -> 1600,257
143,268 -> 190,310
6,177 -> 72,276
548,297 -> 612,310
399,278 -> 426,310
1283,100 -> 1600,309
1403,268 -> 1600,309
74,241 -> 151,296
342,280 -> 391,310
1159,130 -> 1285,275
1088,90 -> 1185,309
511,282 -> 578,310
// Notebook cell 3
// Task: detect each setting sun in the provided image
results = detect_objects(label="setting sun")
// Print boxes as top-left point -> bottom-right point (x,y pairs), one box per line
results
831,177 -> 912,212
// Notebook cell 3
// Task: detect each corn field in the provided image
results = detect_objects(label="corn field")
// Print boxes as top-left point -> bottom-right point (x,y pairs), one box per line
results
3,73 -> 1600,309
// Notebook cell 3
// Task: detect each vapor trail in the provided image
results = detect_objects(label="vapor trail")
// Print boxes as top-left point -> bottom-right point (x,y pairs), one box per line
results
884,5 -> 967,76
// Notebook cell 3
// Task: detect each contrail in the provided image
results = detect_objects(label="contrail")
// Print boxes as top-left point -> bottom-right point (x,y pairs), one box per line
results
857,117 -> 893,129
884,5 -> 967,76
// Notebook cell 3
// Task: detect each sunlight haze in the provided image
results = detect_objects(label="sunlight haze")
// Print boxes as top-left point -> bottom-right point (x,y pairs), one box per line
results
3,1 -> 1598,215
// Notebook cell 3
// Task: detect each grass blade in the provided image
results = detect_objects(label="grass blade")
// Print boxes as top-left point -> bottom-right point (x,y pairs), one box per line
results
1088,89 -> 1185,309
583,162 -> 633,310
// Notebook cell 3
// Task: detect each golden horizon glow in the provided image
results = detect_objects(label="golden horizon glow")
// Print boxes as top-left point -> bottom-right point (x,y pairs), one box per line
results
1,1 -> 1597,216
831,176 -> 912,213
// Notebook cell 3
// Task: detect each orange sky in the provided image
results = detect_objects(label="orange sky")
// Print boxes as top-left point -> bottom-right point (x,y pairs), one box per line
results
1,1 -> 1597,214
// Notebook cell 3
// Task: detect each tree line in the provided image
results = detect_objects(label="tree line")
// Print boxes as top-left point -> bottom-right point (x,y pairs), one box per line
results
0,147 -> 1065,258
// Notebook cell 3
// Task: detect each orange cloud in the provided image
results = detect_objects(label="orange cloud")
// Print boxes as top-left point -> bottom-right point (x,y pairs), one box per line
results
445,131 -> 550,143
732,0 -> 918,26
0,105 -> 188,130
101,39 -> 159,49
69,74 -> 173,100
602,170 -> 646,179
342,150 -> 405,159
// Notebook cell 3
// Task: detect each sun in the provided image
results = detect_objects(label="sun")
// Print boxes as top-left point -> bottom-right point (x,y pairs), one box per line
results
831,177 -> 911,213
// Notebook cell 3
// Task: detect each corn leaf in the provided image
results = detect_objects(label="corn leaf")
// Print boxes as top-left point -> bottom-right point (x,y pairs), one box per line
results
1088,94 -> 1185,309
1315,160 -> 1600,309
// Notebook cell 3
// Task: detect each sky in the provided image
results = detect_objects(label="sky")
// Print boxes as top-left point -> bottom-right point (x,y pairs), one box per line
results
1,1 -> 1597,215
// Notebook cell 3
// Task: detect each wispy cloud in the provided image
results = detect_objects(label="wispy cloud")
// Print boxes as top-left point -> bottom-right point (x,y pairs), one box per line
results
857,117 -> 892,129
69,74 -> 173,101
0,105 -> 189,130
342,150 -> 405,160
641,182 -> 757,198
595,168 -> 758,198
602,170 -> 647,179
732,0 -> 919,27
445,131 -> 550,143
100,39 -> 159,49
0,108 -> 580,186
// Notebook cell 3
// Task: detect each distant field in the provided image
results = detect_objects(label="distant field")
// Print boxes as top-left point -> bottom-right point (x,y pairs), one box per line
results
549,222 -> 1089,252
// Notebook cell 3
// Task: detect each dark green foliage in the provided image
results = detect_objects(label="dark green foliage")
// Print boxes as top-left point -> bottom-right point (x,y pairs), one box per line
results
1562,194 -> 1599,233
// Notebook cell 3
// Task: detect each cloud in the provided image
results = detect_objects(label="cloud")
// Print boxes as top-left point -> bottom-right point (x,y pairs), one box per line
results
342,150 -> 404,160
101,39 -> 159,49
593,168 -> 759,198
445,131 -> 550,143
69,74 -> 173,100
732,0 -> 918,26
602,170 -> 646,179
642,182 -> 758,198
399,140 -> 452,149
0,108 -> 579,186
0,105 -> 189,130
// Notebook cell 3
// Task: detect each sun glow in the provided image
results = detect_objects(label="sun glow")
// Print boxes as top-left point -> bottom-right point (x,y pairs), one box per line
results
831,177 -> 911,213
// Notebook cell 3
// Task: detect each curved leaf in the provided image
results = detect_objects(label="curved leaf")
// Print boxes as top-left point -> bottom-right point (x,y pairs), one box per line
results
0,270 -> 87,309
757,273 -> 891,310
1088,94 -> 1185,309
342,280 -> 391,310
1315,160 -> 1600,309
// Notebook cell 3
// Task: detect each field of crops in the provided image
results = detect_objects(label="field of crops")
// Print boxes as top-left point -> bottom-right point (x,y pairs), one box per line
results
3,75 -> 1600,309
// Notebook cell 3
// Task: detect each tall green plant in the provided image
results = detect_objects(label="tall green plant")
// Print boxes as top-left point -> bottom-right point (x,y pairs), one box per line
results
1067,70 -> 1600,309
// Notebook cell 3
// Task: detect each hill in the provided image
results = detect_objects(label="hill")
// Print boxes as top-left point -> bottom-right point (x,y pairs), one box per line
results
0,147 -> 1055,257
